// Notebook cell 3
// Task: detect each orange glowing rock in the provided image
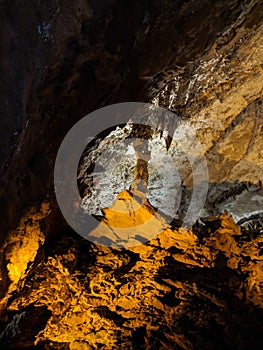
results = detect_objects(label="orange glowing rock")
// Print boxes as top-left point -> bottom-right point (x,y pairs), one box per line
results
102,190 -> 155,228
87,189 -> 169,247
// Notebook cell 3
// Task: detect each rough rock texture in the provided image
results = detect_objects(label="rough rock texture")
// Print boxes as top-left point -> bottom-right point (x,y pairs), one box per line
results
149,1 -> 263,186
0,0 -> 263,348
1,0 -> 261,241
1,213 -> 263,349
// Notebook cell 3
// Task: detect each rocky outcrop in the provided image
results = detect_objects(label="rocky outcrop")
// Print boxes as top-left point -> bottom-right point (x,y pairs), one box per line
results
1,213 -> 263,349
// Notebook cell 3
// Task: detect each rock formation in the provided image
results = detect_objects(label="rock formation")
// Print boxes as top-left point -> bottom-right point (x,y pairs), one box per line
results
0,0 -> 263,348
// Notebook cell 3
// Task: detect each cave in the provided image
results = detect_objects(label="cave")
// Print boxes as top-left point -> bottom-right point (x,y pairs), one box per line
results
0,0 -> 263,348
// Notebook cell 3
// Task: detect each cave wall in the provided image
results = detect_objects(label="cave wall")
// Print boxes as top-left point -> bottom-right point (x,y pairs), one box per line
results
0,1 -> 263,346
0,0 -> 256,243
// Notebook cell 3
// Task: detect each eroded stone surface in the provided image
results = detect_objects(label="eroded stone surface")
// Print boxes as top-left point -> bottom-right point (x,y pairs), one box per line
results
0,0 -> 263,348
1,215 -> 263,349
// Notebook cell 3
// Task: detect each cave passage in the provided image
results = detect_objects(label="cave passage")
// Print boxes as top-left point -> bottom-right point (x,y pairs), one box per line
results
0,0 -> 263,349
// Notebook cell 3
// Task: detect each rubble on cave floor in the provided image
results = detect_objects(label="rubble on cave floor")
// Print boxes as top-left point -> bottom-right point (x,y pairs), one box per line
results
1,210 -> 263,349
